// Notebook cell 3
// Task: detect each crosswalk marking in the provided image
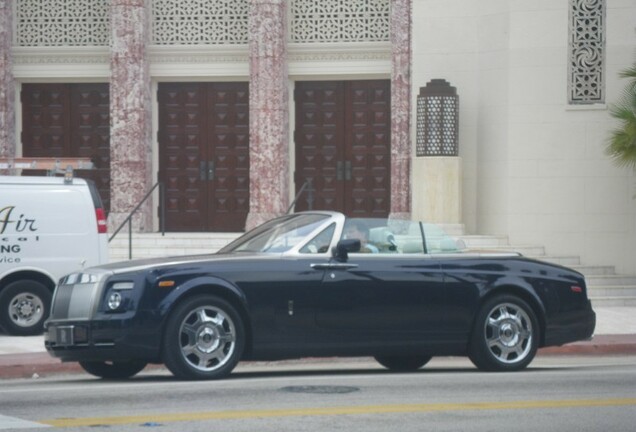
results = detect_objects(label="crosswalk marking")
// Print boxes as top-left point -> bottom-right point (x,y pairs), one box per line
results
0,415 -> 49,430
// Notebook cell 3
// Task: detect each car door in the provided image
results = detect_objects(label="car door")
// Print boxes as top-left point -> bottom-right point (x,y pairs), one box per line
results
313,253 -> 447,348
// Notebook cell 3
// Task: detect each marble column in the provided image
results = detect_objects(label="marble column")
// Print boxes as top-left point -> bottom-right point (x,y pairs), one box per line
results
109,0 -> 152,232
0,0 -> 15,167
245,0 -> 289,230
389,0 -> 412,220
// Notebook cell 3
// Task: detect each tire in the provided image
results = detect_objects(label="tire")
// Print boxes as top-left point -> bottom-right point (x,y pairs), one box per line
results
79,360 -> 148,379
162,295 -> 245,380
469,295 -> 539,372
0,280 -> 52,336
375,355 -> 432,371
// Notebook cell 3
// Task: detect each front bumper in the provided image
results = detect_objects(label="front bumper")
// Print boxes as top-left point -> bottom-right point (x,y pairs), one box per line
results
44,318 -> 161,363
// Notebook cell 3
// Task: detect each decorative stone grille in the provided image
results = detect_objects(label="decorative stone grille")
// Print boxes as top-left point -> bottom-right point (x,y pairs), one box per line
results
416,80 -> 459,157
568,0 -> 605,104
291,0 -> 390,43
151,0 -> 248,45
15,0 -> 110,47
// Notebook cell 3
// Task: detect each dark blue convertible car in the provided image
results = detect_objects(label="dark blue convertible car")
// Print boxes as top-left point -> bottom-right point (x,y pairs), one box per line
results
45,211 -> 596,380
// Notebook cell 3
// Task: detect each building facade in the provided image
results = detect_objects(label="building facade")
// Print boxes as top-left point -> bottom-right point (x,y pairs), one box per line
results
0,0 -> 634,274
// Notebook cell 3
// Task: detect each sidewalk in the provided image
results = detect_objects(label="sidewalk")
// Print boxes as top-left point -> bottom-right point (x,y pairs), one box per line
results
1,306 -> 635,379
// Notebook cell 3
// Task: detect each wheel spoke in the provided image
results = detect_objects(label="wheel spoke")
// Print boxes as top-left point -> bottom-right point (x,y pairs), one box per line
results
181,322 -> 199,342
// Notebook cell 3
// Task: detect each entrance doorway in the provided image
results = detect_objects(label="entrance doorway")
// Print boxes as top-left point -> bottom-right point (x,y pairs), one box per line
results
158,82 -> 249,232
294,80 -> 391,217
21,83 -> 111,213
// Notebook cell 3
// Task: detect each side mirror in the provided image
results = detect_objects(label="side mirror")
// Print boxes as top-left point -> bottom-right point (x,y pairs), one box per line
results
333,239 -> 361,261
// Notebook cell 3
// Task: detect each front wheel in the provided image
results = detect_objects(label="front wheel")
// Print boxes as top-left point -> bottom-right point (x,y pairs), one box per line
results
375,355 -> 432,371
469,295 -> 539,372
162,295 -> 245,380
79,360 -> 148,379
0,280 -> 51,336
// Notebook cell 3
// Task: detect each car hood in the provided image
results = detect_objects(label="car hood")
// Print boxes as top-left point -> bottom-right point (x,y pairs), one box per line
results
91,252 -> 279,275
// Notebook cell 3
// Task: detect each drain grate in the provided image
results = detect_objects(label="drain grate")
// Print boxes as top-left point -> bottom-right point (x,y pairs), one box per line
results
280,385 -> 360,394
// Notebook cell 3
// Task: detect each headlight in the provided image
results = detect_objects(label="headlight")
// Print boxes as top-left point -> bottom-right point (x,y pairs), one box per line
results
108,292 -> 122,310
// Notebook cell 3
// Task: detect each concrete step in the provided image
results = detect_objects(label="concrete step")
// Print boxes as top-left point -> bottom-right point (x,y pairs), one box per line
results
588,285 -> 636,297
590,297 -> 636,307
570,265 -> 617,276
485,245 -> 547,256
533,255 -> 582,266
585,275 -> 636,287
457,235 -> 509,248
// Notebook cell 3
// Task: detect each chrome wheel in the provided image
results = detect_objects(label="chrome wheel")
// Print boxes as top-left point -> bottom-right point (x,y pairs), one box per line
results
163,295 -> 244,380
484,303 -> 533,364
9,292 -> 45,328
178,305 -> 237,372
469,295 -> 539,372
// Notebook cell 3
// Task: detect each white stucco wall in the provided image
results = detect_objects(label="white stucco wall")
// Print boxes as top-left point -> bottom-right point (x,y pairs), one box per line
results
412,0 -> 636,274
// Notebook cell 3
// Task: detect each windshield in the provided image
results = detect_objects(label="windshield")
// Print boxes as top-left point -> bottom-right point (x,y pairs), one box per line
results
219,214 -> 330,253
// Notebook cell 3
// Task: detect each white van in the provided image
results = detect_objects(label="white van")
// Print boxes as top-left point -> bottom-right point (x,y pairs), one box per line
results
0,176 -> 109,335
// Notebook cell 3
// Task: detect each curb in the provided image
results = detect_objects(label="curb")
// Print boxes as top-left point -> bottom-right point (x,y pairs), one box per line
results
1,335 -> 635,380
537,334 -> 636,356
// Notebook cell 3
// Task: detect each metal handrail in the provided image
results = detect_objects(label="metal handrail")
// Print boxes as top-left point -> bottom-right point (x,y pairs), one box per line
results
287,178 -> 313,214
108,181 -> 165,260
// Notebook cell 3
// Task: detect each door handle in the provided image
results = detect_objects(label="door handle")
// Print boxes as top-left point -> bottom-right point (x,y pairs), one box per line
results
207,161 -> 215,181
344,160 -> 352,181
310,263 -> 359,270
200,161 -> 215,181
336,161 -> 344,181
200,161 -> 206,181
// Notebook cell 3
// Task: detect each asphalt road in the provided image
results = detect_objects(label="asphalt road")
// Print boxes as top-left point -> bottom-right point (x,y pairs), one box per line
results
1,356 -> 635,432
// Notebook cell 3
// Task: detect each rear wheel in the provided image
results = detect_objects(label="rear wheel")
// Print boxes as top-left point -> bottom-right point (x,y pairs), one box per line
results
162,295 -> 245,380
469,295 -> 539,372
79,360 -> 148,379
0,280 -> 51,336
375,355 -> 432,371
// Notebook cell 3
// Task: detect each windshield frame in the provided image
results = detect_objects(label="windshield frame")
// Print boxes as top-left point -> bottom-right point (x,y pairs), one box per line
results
218,212 -> 342,254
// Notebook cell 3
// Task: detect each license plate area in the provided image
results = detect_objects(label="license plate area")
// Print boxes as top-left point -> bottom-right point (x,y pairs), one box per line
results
53,326 -> 74,346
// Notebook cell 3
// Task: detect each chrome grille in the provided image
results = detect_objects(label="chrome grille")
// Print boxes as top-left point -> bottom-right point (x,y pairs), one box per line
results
50,271 -> 110,320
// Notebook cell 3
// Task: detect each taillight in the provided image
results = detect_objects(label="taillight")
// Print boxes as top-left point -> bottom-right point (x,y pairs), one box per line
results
96,208 -> 108,234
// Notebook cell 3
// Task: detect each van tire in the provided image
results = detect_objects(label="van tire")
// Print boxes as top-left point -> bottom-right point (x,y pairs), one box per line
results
0,280 -> 52,336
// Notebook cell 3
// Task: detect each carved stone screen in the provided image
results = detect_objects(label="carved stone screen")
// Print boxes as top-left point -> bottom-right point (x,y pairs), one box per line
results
15,0 -> 110,46
568,0 -> 605,104
152,0 -> 249,45
291,0 -> 390,43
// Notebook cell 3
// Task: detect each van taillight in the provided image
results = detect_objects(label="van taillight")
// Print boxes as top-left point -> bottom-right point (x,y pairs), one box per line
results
96,208 -> 108,234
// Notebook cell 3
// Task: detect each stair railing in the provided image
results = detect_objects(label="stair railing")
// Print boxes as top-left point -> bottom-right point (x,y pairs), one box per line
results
287,179 -> 314,214
109,181 -> 165,260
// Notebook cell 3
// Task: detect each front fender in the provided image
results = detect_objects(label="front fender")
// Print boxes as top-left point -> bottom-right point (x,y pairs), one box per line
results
156,275 -> 248,322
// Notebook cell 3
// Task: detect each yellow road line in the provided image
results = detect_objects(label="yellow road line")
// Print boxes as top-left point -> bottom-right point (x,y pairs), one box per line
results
43,398 -> 636,428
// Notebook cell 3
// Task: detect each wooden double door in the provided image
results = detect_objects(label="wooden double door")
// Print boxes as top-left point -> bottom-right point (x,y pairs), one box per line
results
294,80 -> 391,217
158,82 -> 249,232
21,83 -> 111,213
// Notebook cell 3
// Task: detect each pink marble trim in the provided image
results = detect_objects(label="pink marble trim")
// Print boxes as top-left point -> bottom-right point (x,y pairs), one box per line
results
0,0 -> 15,165
108,0 -> 153,232
245,0 -> 290,230
389,0 -> 412,219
